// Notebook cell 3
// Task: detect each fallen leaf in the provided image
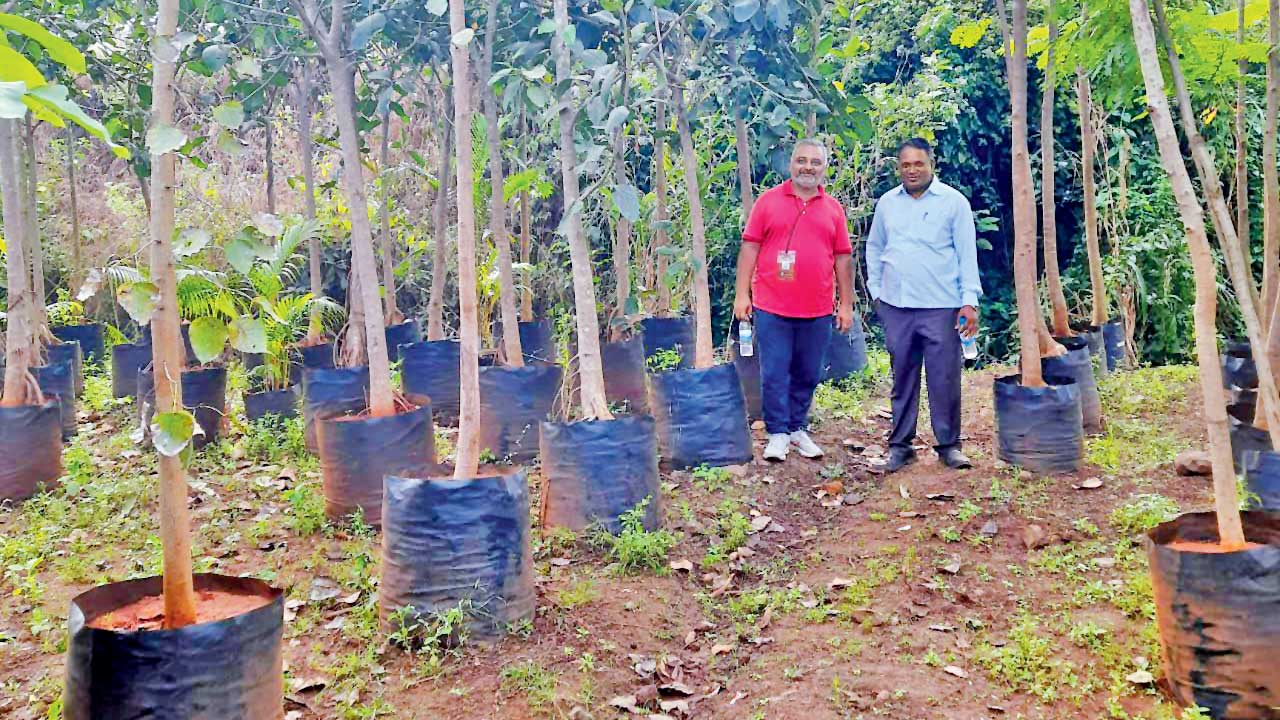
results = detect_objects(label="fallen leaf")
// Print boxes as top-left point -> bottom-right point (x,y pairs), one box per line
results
549,557 -> 571,567
828,577 -> 854,590
684,630 -> 697,646
1021,524 -> 1050,550
670,559 -> 694,572
821,480 -> 844,495
309,579 -> 340,602
608,695 -> 640,713
1076,477 -> 1104,489
710,643 -> 734,656
896,525 -> 913,532
928,624 -> 956,632
980,520 -> 999,537
291,677 -> 327,693
926,493 -> 955,501
943,665 -> 969,679
338,591 -> 361,605
1126,670 -> 1155,685
765,521 -> 786,533
632,656 -> 657,678
899,484 -> 911,500
659,682 -> 696,696
749,515 -> 773,533
941,561 -> 962,575
659,699 -> 690,714
324,617 -> 345,631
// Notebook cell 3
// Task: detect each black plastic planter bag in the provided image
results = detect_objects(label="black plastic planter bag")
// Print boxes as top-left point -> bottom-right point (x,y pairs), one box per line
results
48,340 -> 84,396
401,340 -> 460,425
1231,417 -> 1273,474
478,363 -> 562,463
318,398 -> 435,526
1228,387 -> 1258,423
497,319 -> 556,364
111,342 -> 152,399
641,316 -> 695,369
823,320 -> 868,383
993,374 -> 1083,474
245,386 -> 299,423
53,323 -> 104,363
728,325 -> 762,420
1147,512 -> 1280,719
540,416 -> 662,533
35,362 -> 76,440
380,469 -> 535,637
0,401 -> 61,502
1102,319 -> 1127,371
650,363 -> 753,470
385,320 -> 421,362
138,365 -> 228,450
299,341 -> 337,369
601,337 -> 649,414
1244,451 -> 1280,511
64,573 -> 283,720
1223,342 -> 1258,390
302,366 -> 369,453
1041,337 -> 1103,434
1069,324 -> 1107,377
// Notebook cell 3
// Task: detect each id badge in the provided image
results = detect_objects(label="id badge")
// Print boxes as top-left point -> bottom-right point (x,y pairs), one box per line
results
777,250 -> 797,281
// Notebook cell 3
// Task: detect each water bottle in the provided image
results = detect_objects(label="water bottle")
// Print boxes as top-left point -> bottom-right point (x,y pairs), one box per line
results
959,316 -> 978,361
739,320 -> 754,357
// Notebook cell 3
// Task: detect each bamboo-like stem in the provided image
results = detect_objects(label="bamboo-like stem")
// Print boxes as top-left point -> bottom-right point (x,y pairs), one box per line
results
1041,4 -> 1069,337
483,0 -> 523,366
299,60 -> 325,343
654,92 -> 672,317
378,102 -> 402,324
1078,68 -> 1107,327
427,85 -> 453,342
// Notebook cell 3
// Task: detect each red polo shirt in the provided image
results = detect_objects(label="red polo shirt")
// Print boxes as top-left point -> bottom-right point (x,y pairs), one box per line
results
742,180 -> 852,318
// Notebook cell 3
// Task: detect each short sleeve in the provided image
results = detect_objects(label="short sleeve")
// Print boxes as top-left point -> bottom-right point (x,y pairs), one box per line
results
832,202 -> 853,255
742,194 -> 768,244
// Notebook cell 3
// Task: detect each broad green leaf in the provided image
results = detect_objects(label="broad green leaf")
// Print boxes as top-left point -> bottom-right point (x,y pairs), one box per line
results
426,0 -> 447,16
233,57 -> 262,78
217,128 -> 246,156
0,13 -> 85,74
765,0 -> 790,29
949,19 -> 991,49
520,64 -> 548,81
732,0 -> 760,22
605,105 -> 630,135
189,316 -> 228,363
117,281 -> 160,324
526,84 -> 550,107
26,84 -> 130,158
152,410 -> 202,457
537,19 -> 556,34
224,235 -> 265,275
0,46 -> 47,88
0,81 -> 25,119
613,182 -> 640,222
174,228 -> 211,258
254,213 -> 284,237
202,44 -> 229,71
581,49 -> 608,68
147,123 -> 187,155
352,12 -> 386,50
504,168 -> 540,202
212,101 -> 245,129
452,28 -> 475,48
229,317 -> 267,354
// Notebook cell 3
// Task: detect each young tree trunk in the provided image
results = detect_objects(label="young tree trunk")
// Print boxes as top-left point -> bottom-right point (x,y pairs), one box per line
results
673,81 -> 715,369
612,133 -> 633,332
1259,0 -> 1280,429
298,61 -> 325,343
1236,0 -> 1252,272
1041,5 -> 1069,337
553,0 -> 612,419
149,0 -> 198,627
519,188 -> 533,321
22,118 -> 50,346
451,0 -> 483,476
265,114 -> 277,215
1153,0 -> 1280,444
654,95 -> 672,317
1,120 -> 40,407
341,263 -> 367,366
65,125 -> 82,298
482,0 -> 523,365
1078,68 -> 1108,326
735,106 -> 754,216
427,88 -> 454,342
378,104 -> 402,324
1131,0 -> 1246,549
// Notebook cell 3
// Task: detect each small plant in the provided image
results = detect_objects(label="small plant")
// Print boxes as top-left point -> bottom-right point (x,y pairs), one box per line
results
954,499 -> 983,523
702,500 -> 752,567
590,497 -> 677,575
284,484 -> 327,536
555,578 -> 600,609
46,288 -> 87,326
645,347 -> 683,373
1109,494 -> 1180,535
691,464 -> 732,491
243,414 -> 308,463
386,601 -> 470,677
500,660 -> 559,709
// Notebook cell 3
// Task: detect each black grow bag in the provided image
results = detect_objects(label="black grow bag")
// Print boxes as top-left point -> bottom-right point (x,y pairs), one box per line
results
1147,512 -> 1280,719
111,342 -> 152,399
64,573 -> 283,720
0,401 -> 61,502
317,397 -> 435,526
640,316 -> 695,369
380,469 -> 535,637
993,374 -> 1083,474
1102,318 -> 1127,372
302,366 -> 369,453
540,415 -> 662,533
1230,418 -> 1273,474
1243,450 -> 1280,511
401,340 -> 460,425
385,320 -> 421,362
299,341 -> 337,370
1228,387 -> 1258,423
1041,336 -> 1103,434
35,362 -> 76,440
48,340 -> 84,396
649,363 -> 752,470
138,365 -> 227,450
823,320 -> 868,383
1070,324 -> 1107,377
728,325 -> 762,420
478,363 -> 563,463
497,319 -> 556,364
600,337 -> 649,414
1223,341 -> 1258,390
53,323 -> 104,364
244,386 -> 299,423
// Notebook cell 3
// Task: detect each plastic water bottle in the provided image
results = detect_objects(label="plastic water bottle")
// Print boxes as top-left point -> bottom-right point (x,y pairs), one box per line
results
739,321 -> 754,357
959,316 -> 978,361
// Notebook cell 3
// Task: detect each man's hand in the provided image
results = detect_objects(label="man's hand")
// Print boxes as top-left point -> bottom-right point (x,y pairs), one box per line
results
733,294 -> 753,321
835,304 -> 854,333
956,305 -> 979,338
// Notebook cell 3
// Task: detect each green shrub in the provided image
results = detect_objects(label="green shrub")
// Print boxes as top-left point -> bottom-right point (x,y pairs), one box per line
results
590,497 -> 677,575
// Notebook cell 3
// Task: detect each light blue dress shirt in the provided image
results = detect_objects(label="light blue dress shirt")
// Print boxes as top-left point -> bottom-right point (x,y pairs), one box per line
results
865,178 -> 982,309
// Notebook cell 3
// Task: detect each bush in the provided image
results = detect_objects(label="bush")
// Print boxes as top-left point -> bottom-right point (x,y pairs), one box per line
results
590,497 -> 677,575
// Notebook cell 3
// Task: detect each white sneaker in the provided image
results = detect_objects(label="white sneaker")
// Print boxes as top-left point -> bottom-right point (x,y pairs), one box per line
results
790,430 -> 824,459
763,433 -> 790,461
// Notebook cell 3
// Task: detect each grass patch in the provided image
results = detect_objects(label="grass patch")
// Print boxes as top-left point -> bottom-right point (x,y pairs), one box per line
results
500,660 -> 559,710
1097,365 -> 1197,418
1109,494 -> 1180,535
589,498 -> 678,575
1087,419 -> 1188,473
811,349 -> 890,425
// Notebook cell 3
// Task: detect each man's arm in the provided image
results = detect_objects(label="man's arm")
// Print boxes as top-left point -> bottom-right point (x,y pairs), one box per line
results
865,199 -> 887,301
954,196 -> 982,309
835,254 -> 854,331
733,242 -> 761,320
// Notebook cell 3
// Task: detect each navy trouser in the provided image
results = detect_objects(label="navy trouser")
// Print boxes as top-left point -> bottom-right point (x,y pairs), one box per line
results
876,301 -> 962,452
755,308 -> 832,435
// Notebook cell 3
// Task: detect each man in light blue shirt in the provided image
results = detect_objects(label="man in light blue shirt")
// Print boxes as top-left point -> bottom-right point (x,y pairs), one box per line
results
866,138 -> 981,473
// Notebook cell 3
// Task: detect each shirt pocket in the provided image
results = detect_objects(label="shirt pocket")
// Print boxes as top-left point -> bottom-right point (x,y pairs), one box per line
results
920,206 -> 957,252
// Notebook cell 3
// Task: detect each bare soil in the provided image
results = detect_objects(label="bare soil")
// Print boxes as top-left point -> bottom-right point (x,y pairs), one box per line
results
86,589 -> 274,632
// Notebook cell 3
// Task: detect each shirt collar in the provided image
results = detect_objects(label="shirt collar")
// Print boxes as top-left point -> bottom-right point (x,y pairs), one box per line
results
897,178 -> 940,197
783,178 -> 826,198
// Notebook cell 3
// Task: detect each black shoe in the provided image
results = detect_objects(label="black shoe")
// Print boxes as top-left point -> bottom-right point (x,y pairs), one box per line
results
885,447 -> 917,473
938,448 -> 973,469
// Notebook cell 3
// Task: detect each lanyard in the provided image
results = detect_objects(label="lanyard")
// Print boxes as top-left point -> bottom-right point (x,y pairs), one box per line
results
783,195 -> 810,252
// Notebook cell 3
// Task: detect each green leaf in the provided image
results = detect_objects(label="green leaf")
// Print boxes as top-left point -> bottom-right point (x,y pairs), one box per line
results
189,316 -> 228,363
452,28 -> 475,48
581,49 -> 608,68
520,64 -> 548,81
212,101 -> 245,129
504,168 -> 540,202
117,282 -> 160,325
152,410 -> 203,457
949,19 -> 991,49
233,57 -> 262,78
605,105 -> 630,135
426,0 -> 447,15
352,12 -> 386,50
26,84 -> 129,158
174,228 -> 211,258
613,182 -> 640,222
254,213 -> 284,237
732,0 -> 760,22
0,13 -> 86,74
765,0 -> 790,29
537,19 -> 556,34
229,317 -> 267,354
217,128 -> 246,156
201,44 -> 229,71
224,235 -> 264,275
0,46 -> 47,89
147,123 -> 187,155
0,81 -> 26,119
526,84 -> 550,108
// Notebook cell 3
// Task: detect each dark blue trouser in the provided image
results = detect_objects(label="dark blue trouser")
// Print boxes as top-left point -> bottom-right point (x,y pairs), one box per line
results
755,308 -> 832,435
876,301 -> 962,452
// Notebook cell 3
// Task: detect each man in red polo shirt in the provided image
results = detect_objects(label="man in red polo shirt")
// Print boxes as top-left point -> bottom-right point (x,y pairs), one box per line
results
733,139 -> 855,461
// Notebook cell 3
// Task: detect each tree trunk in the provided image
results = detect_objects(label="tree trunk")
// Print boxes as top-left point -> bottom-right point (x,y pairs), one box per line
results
299,61 -> 325,343
735,106 -> 754,217
450,0 -> 483,476
483,0 -> 523,365
1078,68 -> 1107,327
612,132 -> 633,332
321,25 -> 395,417
554,0 -> 612,419
341,262 -> 367,366
654,95 -> 672,317
1131,0 -> 1246,550
1259,0 -> 1280,429
673,81 -> 715,369
265,114 -> 277,215
1041,5 -> 1069,337
65,125 -> 82,298
519,188 -> 533,321
378,103 -> 402,324
1153,0 -> 1280,444
22,117 -> 49,346
149,0 -> 198,627
427,88 -> 453,342
1,120 -> 40,407
1236,0 -> 1251,274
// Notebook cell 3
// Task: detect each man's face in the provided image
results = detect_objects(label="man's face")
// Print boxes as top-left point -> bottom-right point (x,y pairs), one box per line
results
790,145 -> 827,192
898,147 -> 934,193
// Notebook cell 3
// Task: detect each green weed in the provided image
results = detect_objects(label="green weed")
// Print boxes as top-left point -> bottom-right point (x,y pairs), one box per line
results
692,464 -> 733,491
284,484 -> 327,536
500,660 -> 559,709
645,348 -> 683,373
590,498 -> 677,575
555,578 -> 600,609
1109,494 -> 1180,535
